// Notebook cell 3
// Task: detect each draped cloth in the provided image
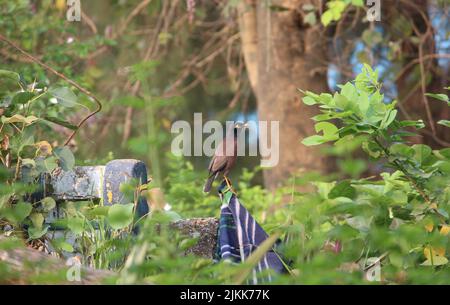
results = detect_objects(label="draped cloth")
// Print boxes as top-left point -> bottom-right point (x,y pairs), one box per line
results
214,183 -> 286,284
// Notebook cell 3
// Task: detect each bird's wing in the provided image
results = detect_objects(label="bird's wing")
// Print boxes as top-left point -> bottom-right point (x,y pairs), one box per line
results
207,156 -> 215,173
210,154 -> 228,173
209,138 -> 230,173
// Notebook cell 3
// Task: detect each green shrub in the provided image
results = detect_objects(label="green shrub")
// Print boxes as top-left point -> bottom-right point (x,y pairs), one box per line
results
1,65 -> 449,284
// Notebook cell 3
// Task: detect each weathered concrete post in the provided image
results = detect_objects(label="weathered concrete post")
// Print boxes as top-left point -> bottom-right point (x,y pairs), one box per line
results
30,159 -> 218,258
103,159 -> 149,218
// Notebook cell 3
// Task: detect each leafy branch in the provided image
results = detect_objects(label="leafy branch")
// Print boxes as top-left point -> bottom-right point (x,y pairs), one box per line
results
0,34 -> 102,146
301,64 -> 450,218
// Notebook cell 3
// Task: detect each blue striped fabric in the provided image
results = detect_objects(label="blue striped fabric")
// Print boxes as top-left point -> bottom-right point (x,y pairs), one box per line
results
214,184 -> 286,284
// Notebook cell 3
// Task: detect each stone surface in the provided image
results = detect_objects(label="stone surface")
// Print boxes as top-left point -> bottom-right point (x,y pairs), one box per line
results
50,166 -> 104,201
38,160 -> 151,230
103,159 -> 149,218
172,217 -> 219,258
44,159 -> 149,218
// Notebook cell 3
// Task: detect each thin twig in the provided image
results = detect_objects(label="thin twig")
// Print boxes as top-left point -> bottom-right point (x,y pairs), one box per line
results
418,42 -> 436,135
395,53 -> 450,81
363,252 -> 389,271
81,10 -> 98,34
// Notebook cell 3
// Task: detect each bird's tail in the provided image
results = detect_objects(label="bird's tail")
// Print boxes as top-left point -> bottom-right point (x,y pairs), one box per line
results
203,172 -> 218,193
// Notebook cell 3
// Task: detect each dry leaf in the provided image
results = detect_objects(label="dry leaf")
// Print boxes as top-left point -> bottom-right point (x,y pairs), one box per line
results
440,225 -> 450,236
424,246 -> 446,260
35,141 -> 53,156
1,134 -> 9,151
424,223 -> 434,232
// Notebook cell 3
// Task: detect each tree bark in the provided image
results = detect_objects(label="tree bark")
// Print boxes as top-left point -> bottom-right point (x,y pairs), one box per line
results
239,0 -> 332,190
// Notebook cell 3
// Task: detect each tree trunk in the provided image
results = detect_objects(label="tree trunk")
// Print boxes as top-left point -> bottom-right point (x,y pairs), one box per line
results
239,0 -> 332,190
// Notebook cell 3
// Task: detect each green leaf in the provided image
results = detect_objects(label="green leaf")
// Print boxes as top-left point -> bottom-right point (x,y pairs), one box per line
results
355,64 -> 379,93
318,93 -> 333,105
107,203 -> 134,230
390,143 -> 414,158
425,93 -> 449,103
346,216 -> 371,232
341,83 -> 358,101
412,144 -> 432,164
67,216 -> 85,235
302,95 -> 317,105
48,87 -> 78,108
302,135 -> 324,146
399,120 -> 425,129
35,156 -> 58,173
0,69 -> 20,82
437,120 -> 450,128
41,197 -> 56,212
312,113 -> 333,121
29,213 -> 44,229
53,147 -> 75,171
315,122 -> 339,140
437,208 -> 449,219
12,92 -> 35,105
390,190 -> 408,205
27,226 -> 49,240
85,206 -> 109,219
362,141 -> 381,158
335,93 -> 351,111
21,158 -> 36,167
59,241 -> 74,252
328,181 -> 356,199
43,116 -> 77,130
380,109 -> 397,129
52,239 -> 74,252
438,148 -> 450,159
2,202 -> 32,223
434,160 -> 450,173
357,91 -> 370,115
321,10 -> 334,26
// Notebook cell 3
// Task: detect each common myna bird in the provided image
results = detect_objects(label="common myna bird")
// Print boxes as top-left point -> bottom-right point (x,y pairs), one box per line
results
203,122 -> 247,193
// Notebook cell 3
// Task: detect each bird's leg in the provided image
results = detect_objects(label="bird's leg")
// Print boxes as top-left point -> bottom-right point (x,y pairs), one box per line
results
224,175 -> 232,189
223,175 -> 237,194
